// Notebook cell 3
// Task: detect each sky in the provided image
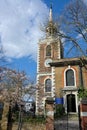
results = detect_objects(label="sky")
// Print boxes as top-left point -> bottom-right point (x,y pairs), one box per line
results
0,0 -> 87,81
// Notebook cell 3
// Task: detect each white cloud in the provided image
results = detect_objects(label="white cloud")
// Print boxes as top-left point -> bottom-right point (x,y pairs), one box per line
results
83,0 -> 87,5
0,0 -> 49,61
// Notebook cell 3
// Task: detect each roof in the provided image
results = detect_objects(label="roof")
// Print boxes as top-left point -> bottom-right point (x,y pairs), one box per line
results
49,57 -> 87,67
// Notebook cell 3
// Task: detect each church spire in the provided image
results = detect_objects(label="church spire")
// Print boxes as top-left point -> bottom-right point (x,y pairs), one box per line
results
46,4 -> 57,37
49,4 -> 53,22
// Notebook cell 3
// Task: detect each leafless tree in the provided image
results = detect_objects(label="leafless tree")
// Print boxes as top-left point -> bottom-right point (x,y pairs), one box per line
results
0,42 -> 8,67
0,68 -> 36,130
57,0 -> 87,58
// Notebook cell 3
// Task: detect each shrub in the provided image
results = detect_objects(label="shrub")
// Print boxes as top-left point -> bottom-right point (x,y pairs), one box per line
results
54,104 -> 65,118
78,87 -> 87,99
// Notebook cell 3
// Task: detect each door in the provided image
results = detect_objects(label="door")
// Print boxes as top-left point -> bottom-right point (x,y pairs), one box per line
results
67,94 -> 76,112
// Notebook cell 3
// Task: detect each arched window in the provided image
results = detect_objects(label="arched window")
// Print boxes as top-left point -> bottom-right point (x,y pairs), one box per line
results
45,79 -> 51,92
46,45 -> 51,57
65,69 -> 75,86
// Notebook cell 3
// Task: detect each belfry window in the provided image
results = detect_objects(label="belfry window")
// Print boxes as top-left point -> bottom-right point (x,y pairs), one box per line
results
65,69 -> 75,86
45,79 -> 51,92
46,45 -> 51,57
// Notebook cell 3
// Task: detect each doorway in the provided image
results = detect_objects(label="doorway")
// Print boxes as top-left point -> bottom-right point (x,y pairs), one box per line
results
67,94 -> 76,112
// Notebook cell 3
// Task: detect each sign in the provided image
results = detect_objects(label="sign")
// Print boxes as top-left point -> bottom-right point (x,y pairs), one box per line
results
55,98 -> 64,104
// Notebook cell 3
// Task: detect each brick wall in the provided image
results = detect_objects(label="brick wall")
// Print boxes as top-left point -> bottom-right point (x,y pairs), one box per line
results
55,65 -> 82,96
80,101 -> 87,130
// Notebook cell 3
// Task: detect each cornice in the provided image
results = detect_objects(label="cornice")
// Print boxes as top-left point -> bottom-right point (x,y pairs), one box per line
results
37,72 -> 52,76
38,36 -> 60,44
50,57 -> 87,67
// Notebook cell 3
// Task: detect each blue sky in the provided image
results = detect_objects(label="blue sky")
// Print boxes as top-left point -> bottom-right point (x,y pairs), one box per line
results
0,0 -> 86,80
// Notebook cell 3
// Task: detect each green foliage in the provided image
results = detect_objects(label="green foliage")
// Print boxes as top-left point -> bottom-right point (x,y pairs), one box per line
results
54,104 -> 65,118
23,116 -> 46,124
78,87 -> 87,98
13,113 -> 46,124
28,116 -> 46,123
12,111 -> 19,122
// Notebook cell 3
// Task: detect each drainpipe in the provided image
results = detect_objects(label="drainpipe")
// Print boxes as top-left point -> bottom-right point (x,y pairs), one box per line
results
79,65 -> 83,88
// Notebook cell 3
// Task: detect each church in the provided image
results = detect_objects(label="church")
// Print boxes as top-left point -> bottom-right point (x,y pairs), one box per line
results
36,6 -> 87,115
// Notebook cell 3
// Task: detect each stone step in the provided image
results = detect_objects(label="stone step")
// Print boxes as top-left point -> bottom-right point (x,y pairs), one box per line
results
68,114 -> 79,121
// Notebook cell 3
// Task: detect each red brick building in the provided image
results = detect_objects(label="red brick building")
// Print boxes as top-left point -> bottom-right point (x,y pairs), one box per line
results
36,6 -> 87,115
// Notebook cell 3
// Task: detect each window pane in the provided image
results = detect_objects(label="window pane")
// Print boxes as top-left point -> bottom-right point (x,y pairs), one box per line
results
46,45 -> 51,56
45,79 -> 51,92
66,69 -> 75,86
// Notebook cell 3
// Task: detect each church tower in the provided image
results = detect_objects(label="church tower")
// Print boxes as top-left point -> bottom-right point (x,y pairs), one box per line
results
36,5 -> 63,115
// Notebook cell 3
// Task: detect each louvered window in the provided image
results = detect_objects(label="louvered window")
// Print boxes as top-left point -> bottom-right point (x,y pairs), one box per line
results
46,45 -> 51,57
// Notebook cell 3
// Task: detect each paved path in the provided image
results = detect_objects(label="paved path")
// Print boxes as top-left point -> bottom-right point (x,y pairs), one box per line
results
54,115 -> 80,130
55,120 -> 79,130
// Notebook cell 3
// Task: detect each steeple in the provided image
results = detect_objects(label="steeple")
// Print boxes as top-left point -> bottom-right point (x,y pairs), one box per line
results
46,4 -> 57,37
49,4 -> 53,22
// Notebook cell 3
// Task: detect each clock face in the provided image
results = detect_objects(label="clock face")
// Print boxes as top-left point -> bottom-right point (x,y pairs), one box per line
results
45,59 -> 52,67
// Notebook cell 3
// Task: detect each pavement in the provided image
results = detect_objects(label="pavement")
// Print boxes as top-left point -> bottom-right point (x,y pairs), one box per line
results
54,114 -> 80,130
55,120 -> 79,130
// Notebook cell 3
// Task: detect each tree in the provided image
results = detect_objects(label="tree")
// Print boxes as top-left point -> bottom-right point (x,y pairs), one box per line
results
57,0 -> 87,58
0,43 -> 7,66
0,67 -> 36,130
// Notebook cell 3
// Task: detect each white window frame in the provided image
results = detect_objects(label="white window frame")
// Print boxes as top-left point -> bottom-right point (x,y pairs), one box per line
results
44,77 -> 52,93
64,67 -> 76,87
